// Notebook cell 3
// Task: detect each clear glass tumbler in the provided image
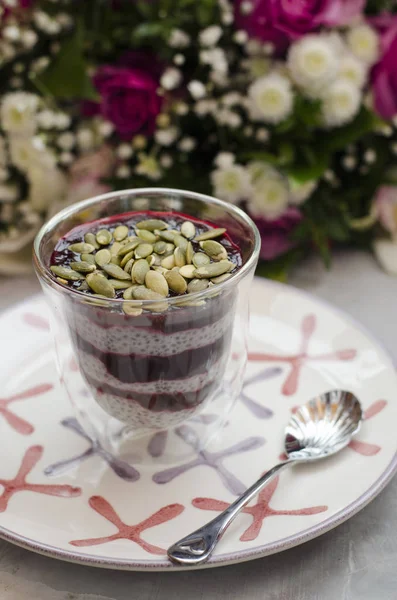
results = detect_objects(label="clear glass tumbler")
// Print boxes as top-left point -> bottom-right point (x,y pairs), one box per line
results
33,188 -> 260,462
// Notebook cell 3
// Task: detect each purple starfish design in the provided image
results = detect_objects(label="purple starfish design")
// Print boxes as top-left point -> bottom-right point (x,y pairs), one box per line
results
152,424 -> 265,495
147,413 -> 218,458
240,366 -> 281,418
44,417 -> 140,482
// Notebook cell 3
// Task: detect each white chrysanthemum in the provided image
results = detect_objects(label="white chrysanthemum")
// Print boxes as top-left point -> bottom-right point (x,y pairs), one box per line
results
211,164 -> 251,204
160,67 -> 182,91
199,25 -> 222,47
248,73 -> 293,124
9,136 -> 56,172
322,79 -> 361,127
289,180 -> 317,205
288,35 -> 339,98
214,152 -> 235,169
169,29 -> 190,48
155,127 -> 178,146
248,164 -> 289,219
188,80 -> 206,99
135,153 -> 162,181
347,24 -> 379,66
1,92 -> 39,135
28,165 -> 67,212
339,54 -> 367,88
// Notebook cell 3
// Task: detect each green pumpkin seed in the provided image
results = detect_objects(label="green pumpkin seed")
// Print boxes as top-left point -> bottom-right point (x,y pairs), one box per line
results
120,251 -> 134,268
220,259 -> 235,272
117,239 -> 140,256
194,228 -> 226,242
84,232 -> 100,249
174,247 -> 186,268
200,240 -> 228,261
81,253 -> 96,264
131,259 -> 150,284
145,270 -> 169,297
135,243 -> 153,258
178,264 -> 196,279
123,303 -> 143,316
137,229 -> 157,243
153,266 -> 169,275
50,265 -> 83,281
161,254 -> 175,269
181,221 -> 196,239
103,263 -> 131,280
70,261 -> 96,274
164,243 -> 175,254
158,229 -> 178,242
110,241 -> 123,256
165,270 -> 187,294
187,278 -> 210,293
69,242 -> 95,254
152,253 -> 162,266
110,255 -> 121,266
86,273 -> 115,298
96,229 -> 113,245
77,280 -> 89,291
124,258 -> 134,274
95,270 -> 108,278
193,261 -> 233,278
56,277 -> 68,285
123,285 -> 139,300
154,241 -> 167,254
108,279 -> 133,290
211,273 -> 232,284
173,234 -> 188,252
113,225 -> 129,241
133,286 -> 164,301
136,218 -> 168,231
95,248 -> 111,267
193,252 -> 211,268
186,242 -> 194,264
146,255 -> 156,267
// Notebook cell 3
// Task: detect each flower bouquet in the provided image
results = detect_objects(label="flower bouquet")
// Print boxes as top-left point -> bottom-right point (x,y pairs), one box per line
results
1,0 -> 397,277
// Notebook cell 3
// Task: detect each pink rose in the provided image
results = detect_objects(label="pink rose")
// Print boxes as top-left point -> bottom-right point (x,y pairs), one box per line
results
88,53 -> 163,140
372,33 -> 397,119
374,186 -> 397,235
235,0 -> 364,50
253,207 -> 303,260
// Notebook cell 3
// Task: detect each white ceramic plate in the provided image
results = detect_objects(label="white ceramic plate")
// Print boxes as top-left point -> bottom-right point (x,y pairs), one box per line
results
0,278 -> 396,571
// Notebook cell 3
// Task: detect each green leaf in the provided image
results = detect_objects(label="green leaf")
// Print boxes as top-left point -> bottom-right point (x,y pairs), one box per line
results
295,97 -> 322,127
241,142 -> 295,167
37,22 -> 98,101
287,153 -> 329,184
323,108 -> 378,152
131,22 -> 165,43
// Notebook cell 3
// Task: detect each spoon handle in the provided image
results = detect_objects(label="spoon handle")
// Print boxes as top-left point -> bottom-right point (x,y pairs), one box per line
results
167,460 -> 292,566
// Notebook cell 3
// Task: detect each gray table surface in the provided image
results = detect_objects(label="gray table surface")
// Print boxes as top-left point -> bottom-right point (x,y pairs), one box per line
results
1,250 -> 397,600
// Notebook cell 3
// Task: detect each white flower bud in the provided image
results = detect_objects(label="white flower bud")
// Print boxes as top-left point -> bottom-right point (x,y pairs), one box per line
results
160,67 -> 182,91
116,165 -> 131,178
188,80 -> 206,99
116,143 -> 133,159
199,25 -> 222,47
57,132 -> 75,151
77,128 -> 95,152
169,29 -> 190,48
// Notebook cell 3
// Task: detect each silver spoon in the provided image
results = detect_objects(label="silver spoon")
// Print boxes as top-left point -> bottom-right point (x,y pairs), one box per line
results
168,389 -> 362,566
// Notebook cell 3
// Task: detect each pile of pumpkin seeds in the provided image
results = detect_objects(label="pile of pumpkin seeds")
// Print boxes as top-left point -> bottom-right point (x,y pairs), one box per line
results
50,218 -> 237,314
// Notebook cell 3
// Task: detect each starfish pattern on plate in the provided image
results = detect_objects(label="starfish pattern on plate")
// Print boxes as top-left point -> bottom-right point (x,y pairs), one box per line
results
248,314 -> 357,396
348,399 -> 387,456
152,425 -> 265,495
240,367 -> 280,418
193,475 -> 328,542
0,445 -> 81,512
0,383 -> 53,435
44,417 -> 140,482
147,414 -> 218,458
70,496 -> 184,555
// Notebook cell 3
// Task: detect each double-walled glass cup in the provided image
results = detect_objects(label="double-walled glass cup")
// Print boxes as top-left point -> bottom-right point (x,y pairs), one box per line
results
33,188 -> 260,462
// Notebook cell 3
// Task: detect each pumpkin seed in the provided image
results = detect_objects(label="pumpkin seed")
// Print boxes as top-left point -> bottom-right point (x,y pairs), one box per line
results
70,261 -> 96,273
123,285 -> 139,300
192,252 -> 210,268
131,259 -> 150,284
110,241 -> 123,256
120,251 -> 134,268
178,264 -> 196,279
117,239 -> 140,256
81,253 -> 96,264
135,243 -> 153,258
95,248 -> 111,267
95,270 -> 108,278
123,303 -> 143,316
154,241 -> 167,254
133,286 -> 164,302
165,270 -> 187,294
193,261 -> 233,278
77,280 -> 89,291
187,278 -> 209,293
173,234 -> 188,252
161,254 -> 175,269
136,218 -> 168,231
194,228 -> 226,242
164,242 -> 175,254
103,263 -> 131,280
186,242 -> 194,264
84,232 -> 100,249
69,242 -> 95,254
181,221 -> 196,239
113,225 -> 129,241
126,235 -> 142,244
96,229 -> 113,245
137,229 -> 157,243
200,240 -> 227,261
86,273 -> 115,298
108,279 -> 133,290
153,266 -> 169,275
158,229 -> 178,242
220,259 -> 235,272
145,270 -> 169,297
174,247 -> 186,267
56,277 -> 68,285
211,273 -> 232,284
110,255 -> 121,266
124,258 -> 134,274
50,265 -> 83,281
152,253 -> 162,266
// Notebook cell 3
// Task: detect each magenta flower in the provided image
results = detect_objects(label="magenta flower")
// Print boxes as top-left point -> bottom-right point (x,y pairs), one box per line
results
253,207 -> 303,261
235,0 -> 364,50
369,13 -> 397,54
89,53 -> 163,140
372,32 -> 397,119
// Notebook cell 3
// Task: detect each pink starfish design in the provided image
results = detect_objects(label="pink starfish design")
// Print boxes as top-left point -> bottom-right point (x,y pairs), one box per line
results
0,383 -> 53,435
248,314 -> 357,396
23,313 -> 50,331
0,445 -> 81,512
193,475 -> 327,542
70,496 -> 184,555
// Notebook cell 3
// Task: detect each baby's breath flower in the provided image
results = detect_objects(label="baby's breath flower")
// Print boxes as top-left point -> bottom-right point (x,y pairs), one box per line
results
136,153 -> 162,180
188,80 -> 206,99
21,30 -> 38,49
194,99 -> 217,116
342,156 -> 357,170
160,154 -> 173,168
160,67 -> 182,91
116,164 -> 131,178
57,132 -> 75,151
59,151 -> 74,165
76,128 -> 95,152
364,149 -> 376,164
155,127 -> 178,146
214,152 -> 235,169
178,137 -> 196,152
97,120 -> 113,137
199,25 -> 222,47
169,29 -> 190,48
173,54 -> 185,66
116,143 -> 133,159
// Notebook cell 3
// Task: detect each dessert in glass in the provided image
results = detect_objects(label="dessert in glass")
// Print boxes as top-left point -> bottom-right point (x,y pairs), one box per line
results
33,188 -> 260,459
